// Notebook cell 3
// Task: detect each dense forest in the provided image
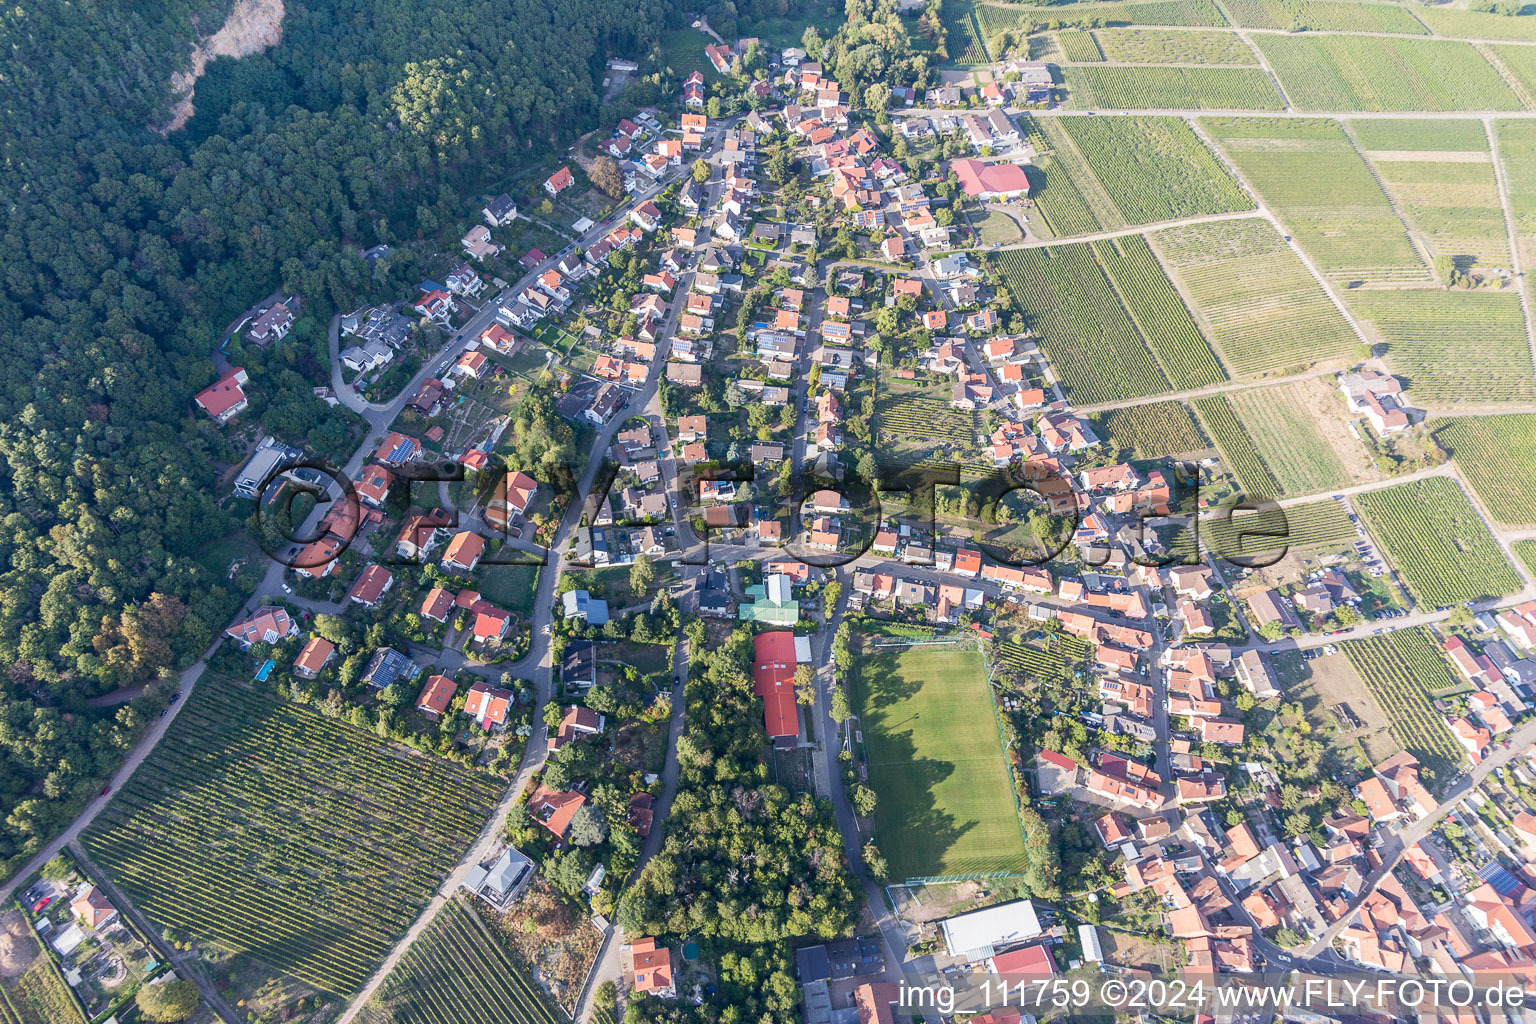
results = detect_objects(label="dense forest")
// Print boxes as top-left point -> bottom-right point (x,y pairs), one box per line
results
0,0 -> 701,874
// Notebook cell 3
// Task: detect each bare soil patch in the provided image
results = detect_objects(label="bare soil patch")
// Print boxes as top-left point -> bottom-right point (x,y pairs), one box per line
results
159,0 -> 286,133
0,910 -> 40,979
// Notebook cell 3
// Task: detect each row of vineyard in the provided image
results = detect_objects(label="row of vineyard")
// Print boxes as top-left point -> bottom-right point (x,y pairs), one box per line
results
1342,629 -> 1467,787
82,676 -> 505,994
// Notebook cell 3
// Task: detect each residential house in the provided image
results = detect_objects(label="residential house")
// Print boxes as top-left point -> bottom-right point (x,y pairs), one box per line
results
194,367 -> 251,425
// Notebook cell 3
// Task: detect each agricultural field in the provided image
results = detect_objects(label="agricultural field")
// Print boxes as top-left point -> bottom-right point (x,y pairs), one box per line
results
1079,28 -> 1258,63
1355,127 -> 1510,272
1350,118 -> 1494,153
1092,235 -> 1228,389
1494,44 -> 1536,103
997,640 -> 1076,686
1353,477 -> 1522,606
973,0 -> 1230,39
82,675 -> 506,995
1418,6 -> 1536,42
993,245 -> 1170,405
1228,383 -> 1352,495
1061,66 -> 1282,110
1055,116 -> 1254,225
1342,628 -> 1468,787
1344,289 -> 1534,404
0,958 -> 83,1024
1495,121 -> 1536,275
659,27 -> 719,81
878,389 -> 979,444
1200,499 -> 1357,563
1251,34 -> 1523,112
1193,395 -> 1282,499
1201,119 -> 1429,285
1056,29 -> 1105,61
357,899 -> 566,1024
1152,218 -> 1360,374
1433,415 -> 1536,525
854,644 -> 1027,880
944,1 -> 991,63
1096,400 -> 1207,458
1222,0 -> 1427,32
1021,117 -> 1114,235
1516,539 -> 1536,578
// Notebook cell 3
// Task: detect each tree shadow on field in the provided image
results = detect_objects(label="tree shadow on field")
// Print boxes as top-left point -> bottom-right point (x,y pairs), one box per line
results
870,722 -> 974,878
856,650 -> 926,714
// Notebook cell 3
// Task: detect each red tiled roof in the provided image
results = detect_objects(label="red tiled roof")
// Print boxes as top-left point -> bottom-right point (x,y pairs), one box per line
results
293,636 -> 334,675
751,631 -> 799,739
416,674 -> 457,716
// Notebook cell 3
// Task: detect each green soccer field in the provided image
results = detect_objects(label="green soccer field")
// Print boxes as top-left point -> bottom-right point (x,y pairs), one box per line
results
855,645 -> 1027,880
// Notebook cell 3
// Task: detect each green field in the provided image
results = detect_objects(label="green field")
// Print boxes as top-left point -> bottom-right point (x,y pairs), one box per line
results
1496,120 -> 1536,251
478,562 -> 541,616
1200,499 -> 1356,562
660,27 -> 721,80
974,0 -> 1230,39
1229,384 -> 1350,494
1253,34 -> 1523,112
855,645 -> 1026,880
944,1 -> 991,63
1419,5 -> 1536,42
1342,628 -> 1468,787
1356,128 -> 1509,271
1354,477 -> 1522,606
1193,395 -> 1282,499
1202,118 -> 1429,285
994,245 -> 1171,404
1154,218 -> 1360,374
1345,289 -> 1535,404
1092,235 -> 1228,389
83,675 -> 506,995
1096,400 -> 1207,458
1494,44 -> 1536,99
1021,116 -> 1115,235
1516,539 -> 1536,578
358,899 -> 565,1024
1080,28 -> 1257,63
1062,66 -> 1284,109
1223,0 -> 1426,32
1434,415 -> 1536,525
1350,118 -> 1493,152
1055,116 -> 1254,225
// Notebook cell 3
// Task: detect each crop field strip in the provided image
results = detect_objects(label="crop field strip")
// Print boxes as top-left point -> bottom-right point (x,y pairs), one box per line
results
1201,118 -> 1429,285
1495,120 -> 1536,281
1054,116 -> 1254,226
1199,499 -> 1356,562
1342,628 -> 1468,785
1151,218 -> 1359,374
1079,28 -> 1258,64
1192,395 -> 1282,500
1352,123 -> 1511,270
1353,476 -> 1522,607
1223,0 -> 1426,33
994,245 -> 1171,405
1017,116 -> 1111,236
1061,66 -> 1285,110
1096,400 -> 1207,458
1251,34 -> 1526,112
997,640 -> 1074,684
973,0 -> 1231,40
1344,289 -> 1534,404
1092,236 -> 1227,389
1517,540 -> 1536,579
1494,45 -> 1536,106
0,958 -> 83,1024
1417,6 -> 1536,42
944,1 -> 991,63
1434,414 -> 1536,526
358,899 -> 564,1024
83,676 -> 505,995
1228,384 -> 1350,495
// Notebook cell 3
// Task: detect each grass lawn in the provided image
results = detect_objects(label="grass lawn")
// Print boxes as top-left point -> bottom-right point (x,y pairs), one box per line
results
478,563 -> 541,616
854,645 -> 1027,880
975,209 -> 1024,245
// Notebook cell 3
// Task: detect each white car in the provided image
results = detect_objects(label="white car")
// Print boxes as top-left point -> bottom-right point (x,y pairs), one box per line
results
281,584 -> 293,594
541,623 -> 551,636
